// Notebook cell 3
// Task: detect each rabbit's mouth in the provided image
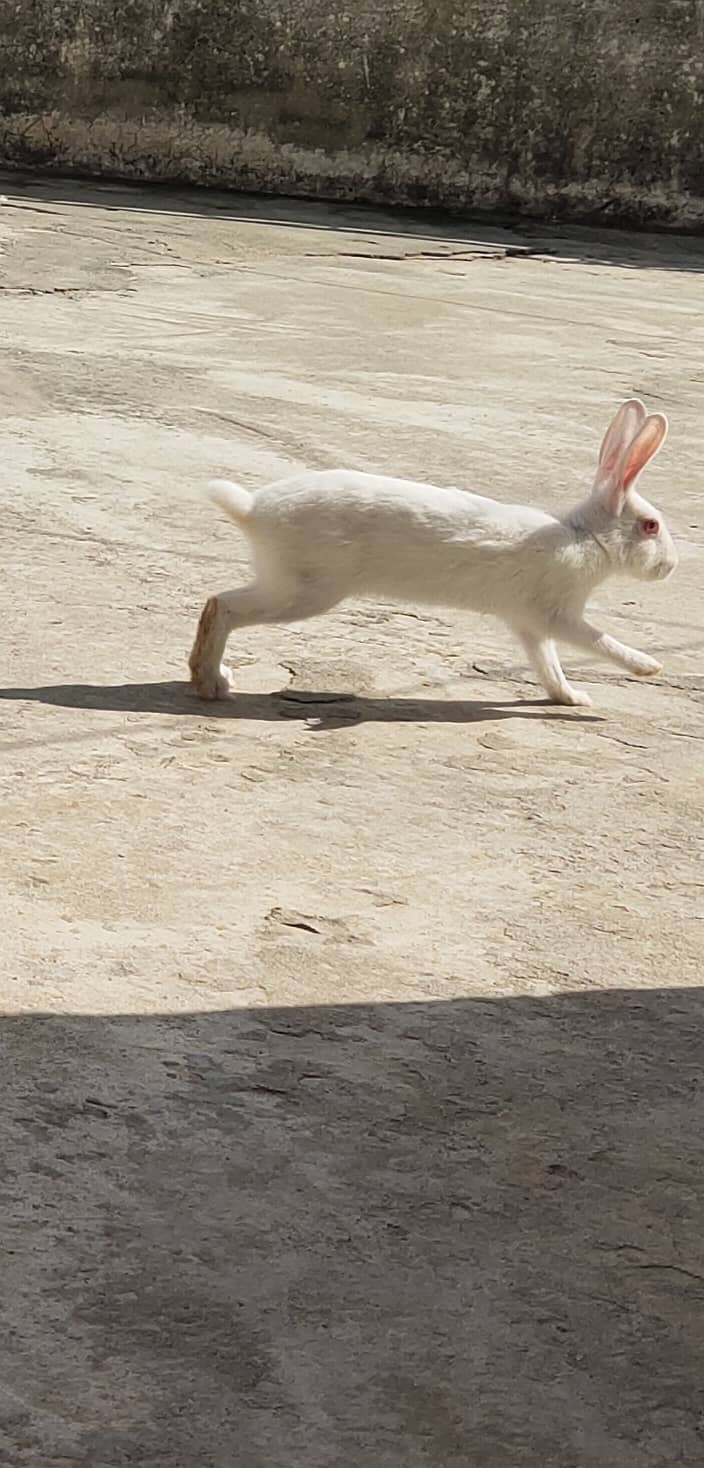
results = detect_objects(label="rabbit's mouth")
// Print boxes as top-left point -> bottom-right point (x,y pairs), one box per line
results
644,549 -> 678,582
654,559 -> 677,581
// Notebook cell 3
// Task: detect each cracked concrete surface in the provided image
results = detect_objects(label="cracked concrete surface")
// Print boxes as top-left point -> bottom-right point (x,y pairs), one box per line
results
0,177 -> 703,1467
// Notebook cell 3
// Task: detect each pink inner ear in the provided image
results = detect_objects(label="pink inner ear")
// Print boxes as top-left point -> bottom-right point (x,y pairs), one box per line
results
598,400 -> 647,482
621,415 -> 668,491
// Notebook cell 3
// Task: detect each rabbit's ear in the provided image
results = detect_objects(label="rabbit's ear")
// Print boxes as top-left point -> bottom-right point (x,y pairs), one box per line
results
593,399 -> 647,514
620,413 -> 668,492
596,399 -> 646,481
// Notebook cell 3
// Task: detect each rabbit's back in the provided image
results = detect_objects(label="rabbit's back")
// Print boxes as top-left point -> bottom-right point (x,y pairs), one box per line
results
247,470 -> 556,611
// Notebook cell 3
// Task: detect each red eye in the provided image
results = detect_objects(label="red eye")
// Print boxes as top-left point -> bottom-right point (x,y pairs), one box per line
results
640,517 -> 660,537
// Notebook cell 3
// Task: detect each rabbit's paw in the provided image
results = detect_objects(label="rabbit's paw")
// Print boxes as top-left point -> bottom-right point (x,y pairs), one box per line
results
631,654 -> 662,679
557,685 -> 593,708
191,664 -> 232,701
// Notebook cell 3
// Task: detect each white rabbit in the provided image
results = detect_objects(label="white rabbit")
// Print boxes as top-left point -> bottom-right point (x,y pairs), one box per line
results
189,399 -> 676,708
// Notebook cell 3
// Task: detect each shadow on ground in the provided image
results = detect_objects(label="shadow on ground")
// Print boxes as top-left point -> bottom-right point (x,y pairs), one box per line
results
0,680 -> 602,730
1,987 -> 702,1466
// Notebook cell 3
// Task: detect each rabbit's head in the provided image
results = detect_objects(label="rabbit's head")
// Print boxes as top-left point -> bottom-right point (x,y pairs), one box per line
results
582,399 -> 677,582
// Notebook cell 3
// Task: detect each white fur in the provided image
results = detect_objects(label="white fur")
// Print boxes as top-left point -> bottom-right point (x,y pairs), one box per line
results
190,401 -> 677,707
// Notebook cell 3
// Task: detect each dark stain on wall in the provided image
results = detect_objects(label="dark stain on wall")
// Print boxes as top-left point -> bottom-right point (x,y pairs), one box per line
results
0,0 -> 703,225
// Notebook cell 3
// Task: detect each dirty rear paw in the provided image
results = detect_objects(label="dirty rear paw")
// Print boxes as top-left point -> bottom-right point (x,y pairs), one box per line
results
190,665 -> 232,700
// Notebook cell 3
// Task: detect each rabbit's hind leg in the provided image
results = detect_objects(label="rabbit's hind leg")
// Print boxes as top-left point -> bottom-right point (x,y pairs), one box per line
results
188,579 -> 340,700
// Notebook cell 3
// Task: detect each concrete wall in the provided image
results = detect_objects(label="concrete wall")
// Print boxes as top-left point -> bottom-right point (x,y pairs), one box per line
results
1,0 -> 704,226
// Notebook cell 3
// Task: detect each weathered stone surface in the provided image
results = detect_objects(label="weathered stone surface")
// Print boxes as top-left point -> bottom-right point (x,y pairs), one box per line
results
0,0 -> 703,224
0,175 -> 703,1464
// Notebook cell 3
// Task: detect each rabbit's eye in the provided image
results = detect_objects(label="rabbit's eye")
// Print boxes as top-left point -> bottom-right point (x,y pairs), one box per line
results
640,517 -> 660,537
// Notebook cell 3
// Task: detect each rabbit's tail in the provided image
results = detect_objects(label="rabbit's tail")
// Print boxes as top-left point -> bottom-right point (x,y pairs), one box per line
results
207,479 -> 254,526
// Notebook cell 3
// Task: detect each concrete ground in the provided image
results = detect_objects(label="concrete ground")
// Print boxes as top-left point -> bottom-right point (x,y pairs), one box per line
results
0,177 -> 702,1467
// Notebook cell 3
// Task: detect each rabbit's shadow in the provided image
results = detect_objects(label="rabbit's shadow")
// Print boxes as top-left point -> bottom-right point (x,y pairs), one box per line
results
0,680 -> 603,729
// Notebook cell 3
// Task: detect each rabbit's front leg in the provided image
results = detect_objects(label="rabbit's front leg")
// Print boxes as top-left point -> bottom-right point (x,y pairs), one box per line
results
552,617 -> 662,679
517,631 -> 592,707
